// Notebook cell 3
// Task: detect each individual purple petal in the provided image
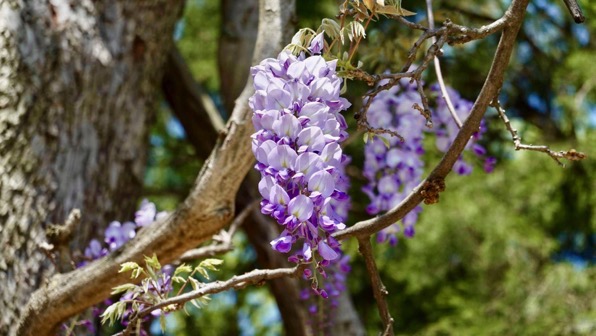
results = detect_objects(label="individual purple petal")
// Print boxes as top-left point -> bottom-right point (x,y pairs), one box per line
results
267,145 -> 298,171
308,171 -> 335,198
454,159 -> 473,175
296,127 -> 326,153
317,240 -> 339,261
294,152 -> 323,180
304,56 -> 327,78
258,176 -> 276,199
255,140 -> 277,164
271,231 -> 294,253
272,113 -> 301,139
320,143 -> 342,167
269,184 -> 290,205
135,200 -> 156,227
377,175 -> 399,195
308,33 -> 325,54
85,239 -> 104,259
472,143 -> 487,156
302,243 -> 312,261
288,194 -> 314,222
484,157 -> 497,173
105,221 -> 136,250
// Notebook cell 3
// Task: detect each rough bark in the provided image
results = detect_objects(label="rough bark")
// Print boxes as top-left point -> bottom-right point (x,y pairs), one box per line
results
16,1 -> 292,335
163,52 -> 311,334
0,0 -> 183,334
218,0 -> 259,115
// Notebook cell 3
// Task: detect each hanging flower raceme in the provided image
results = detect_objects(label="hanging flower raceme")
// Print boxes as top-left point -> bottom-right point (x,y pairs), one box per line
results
249,34 -> 351,292
362,80 -> 425,245
430,84 -> 496,174
363,82 -> 494,245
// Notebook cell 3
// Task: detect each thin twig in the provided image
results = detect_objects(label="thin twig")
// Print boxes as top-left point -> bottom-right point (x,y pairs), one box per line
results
178,201 -> 258,261
562,0 -> 585,23
358,237 -> 394,335
491,100 -> 586,166
335,0 -> 533,241
115,265 -> 305,336
425,0 -> 462,128
445,17 -> 509,45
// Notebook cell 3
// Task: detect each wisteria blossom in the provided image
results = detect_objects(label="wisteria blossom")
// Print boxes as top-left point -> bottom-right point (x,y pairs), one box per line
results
363,82 -> 494,245
249,33 -> 351,294
83,200 -> 167,262
75,200 -> 171,334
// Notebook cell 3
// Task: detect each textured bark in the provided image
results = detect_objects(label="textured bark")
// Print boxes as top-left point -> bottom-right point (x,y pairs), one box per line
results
16,1 -> 292,335
162,47 -> 222,158
163,49 -> 311,334
218,0 -> 259,115
0,0 -> 183,334
217,0 -> 313,334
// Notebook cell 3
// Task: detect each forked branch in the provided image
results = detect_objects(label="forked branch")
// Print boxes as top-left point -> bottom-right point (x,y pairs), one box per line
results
491,99 -> 586,166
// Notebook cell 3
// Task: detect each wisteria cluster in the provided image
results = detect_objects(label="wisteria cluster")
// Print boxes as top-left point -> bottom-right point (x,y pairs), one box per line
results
363,81 -> 495,245
69,200 -> 169,335
299,255 -> 351,333
249,33 -> 351,295
430,84 -> 496,174
84,200 -> 167,261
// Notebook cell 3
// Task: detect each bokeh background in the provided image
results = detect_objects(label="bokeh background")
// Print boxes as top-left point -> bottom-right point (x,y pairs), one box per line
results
139,0 -> 595,334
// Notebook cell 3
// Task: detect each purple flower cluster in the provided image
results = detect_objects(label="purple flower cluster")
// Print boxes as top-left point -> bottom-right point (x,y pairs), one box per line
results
430,85 -> 496,174
74,200 -> 167,333
84,200 -> 167,260
363,81 -> 425,245
363,82 -> 494,245
300,255 -> 351,333
249,35 -> 351,281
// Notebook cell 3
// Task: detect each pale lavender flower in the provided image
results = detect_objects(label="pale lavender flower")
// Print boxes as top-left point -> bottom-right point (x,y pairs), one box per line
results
363,82 -> 492,245
249,48 -> 351,296
135,199 -> 157,227
105,221 -> 137,251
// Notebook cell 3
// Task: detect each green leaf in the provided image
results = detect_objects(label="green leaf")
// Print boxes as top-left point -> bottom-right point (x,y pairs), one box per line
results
376,4 -> 416,16
111,283 -> 136,295
321,18 -> 341,40
189,277 -> 201,290
190,299 -> 202,309
380,135 -> 391,149
160,314 -> 166,332
100,301 -> 126,326
363,132 -> 370,143
174,263 -> 192,275
144,253 -> 161,270
172,275 -> 186,284
196,266 -> 210,280
119,262 -> 140,274
132,267 -> 144,279
199,258 -> 223,271
347,21 -> 366,42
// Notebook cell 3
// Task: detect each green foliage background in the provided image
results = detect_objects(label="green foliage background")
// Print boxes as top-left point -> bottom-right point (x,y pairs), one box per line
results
141,0 -> 595,334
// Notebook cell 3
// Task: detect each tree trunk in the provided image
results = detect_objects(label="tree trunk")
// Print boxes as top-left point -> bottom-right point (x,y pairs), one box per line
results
218,0 -> 259,115
0,0 -> 183,334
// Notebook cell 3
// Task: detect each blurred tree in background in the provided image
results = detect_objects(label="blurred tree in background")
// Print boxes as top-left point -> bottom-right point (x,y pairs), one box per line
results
3,0 -> 593,334
143,0 -> 594,334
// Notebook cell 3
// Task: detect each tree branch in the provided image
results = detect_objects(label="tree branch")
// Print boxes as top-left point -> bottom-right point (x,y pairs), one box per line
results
491,100 -> 586,166
426,0 -> 462,128
117,265 -> 305,335
162,47 -> 224,159
178,201 -> 257,261
335,0 -> 532,241
358,237 -> 393,335
17,1 -> 292,334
